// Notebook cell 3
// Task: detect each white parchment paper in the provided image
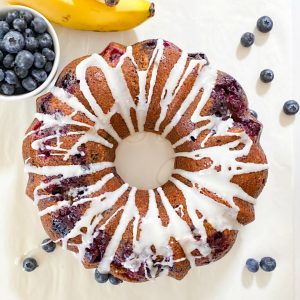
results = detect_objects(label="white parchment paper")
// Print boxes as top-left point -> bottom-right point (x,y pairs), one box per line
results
0,0 -> 295,299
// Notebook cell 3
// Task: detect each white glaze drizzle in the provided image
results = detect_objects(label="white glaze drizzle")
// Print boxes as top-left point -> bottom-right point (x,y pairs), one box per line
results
24,39 -> 268,281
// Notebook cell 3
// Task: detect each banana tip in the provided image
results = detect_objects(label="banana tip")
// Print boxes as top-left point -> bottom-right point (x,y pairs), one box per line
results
149,3 -> 155,17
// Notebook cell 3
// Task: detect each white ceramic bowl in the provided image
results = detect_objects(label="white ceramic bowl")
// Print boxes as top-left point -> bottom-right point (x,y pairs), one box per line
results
0,5 -> 60,101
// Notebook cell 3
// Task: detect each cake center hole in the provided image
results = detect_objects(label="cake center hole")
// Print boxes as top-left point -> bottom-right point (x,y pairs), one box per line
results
115,132 -> 175,190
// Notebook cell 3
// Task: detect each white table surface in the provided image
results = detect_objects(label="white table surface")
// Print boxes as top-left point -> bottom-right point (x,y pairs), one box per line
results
0,0 -> 298,299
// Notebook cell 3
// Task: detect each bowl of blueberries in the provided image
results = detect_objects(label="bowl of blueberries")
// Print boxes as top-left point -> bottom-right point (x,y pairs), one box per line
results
0,5 -> 60,101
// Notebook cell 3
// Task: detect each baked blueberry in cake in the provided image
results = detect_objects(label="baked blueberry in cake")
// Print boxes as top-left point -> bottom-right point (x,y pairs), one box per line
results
23,39 -> 268,283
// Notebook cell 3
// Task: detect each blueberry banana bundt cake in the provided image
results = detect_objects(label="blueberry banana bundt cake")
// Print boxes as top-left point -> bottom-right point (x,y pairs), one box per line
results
23,39 -> 268,283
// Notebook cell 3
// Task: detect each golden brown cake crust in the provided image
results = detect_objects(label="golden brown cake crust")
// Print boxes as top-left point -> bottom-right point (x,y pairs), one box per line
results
23,39 -> 268,283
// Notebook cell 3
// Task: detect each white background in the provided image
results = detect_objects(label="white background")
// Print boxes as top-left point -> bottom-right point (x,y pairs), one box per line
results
0,0 -> 297,299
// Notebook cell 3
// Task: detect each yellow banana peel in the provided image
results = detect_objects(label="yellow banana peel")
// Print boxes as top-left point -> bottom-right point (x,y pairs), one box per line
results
7,0 -> 155,31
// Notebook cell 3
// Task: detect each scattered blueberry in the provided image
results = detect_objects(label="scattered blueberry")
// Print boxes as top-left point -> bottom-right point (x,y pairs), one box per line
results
19,10 -> 33,24
37,33 -> 53,48
3,31 -> 25,53
15,50 -> 34,69
246,258 -> 259,273
105,0 -> 120,6
240,32 -> 255,47
257,16 -> 273,33
41,238 -> 56,253
3,54 -> 15,69
6,11 -> 20,24
260,69 -> 274,83
23,28 -> 34,38
33,52 -> 46,69
22,76 -> 37,92
1,83 -> 15,95
42,48 -> 55,61
0,50 -> 3,62
25,36 -> 39,52
14,66 -> 28,79
31,17 -> 47,34
260,257 -> 276,272
44,61 -> 53,73
22,257 -> 38,272
108,274 -> 123,285
249,109 -> 258,119
13,18 -> 27,32
0,21 -> 10,38
32,69 -> 47,83
283,100 -> 299,116
95,269 -> 109,283
0,69 -> 4,82
4,70 -> 18,85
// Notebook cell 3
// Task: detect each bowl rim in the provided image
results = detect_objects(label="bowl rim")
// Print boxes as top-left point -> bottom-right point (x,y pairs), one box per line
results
0,5 -> 60,102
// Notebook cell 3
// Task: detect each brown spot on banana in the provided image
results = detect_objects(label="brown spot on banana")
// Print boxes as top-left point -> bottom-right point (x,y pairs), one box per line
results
62,15 -> 71,22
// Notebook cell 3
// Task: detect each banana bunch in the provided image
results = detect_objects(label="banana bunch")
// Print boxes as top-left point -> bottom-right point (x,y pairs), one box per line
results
8,0 -> 155,31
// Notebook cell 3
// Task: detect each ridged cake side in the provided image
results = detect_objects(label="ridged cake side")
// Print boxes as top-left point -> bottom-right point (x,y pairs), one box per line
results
23,39 -> 268,282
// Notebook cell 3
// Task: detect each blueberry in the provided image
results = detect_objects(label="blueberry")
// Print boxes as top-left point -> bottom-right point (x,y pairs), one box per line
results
0,21 -> 10,39
240,32 -> 255,47
14,66 -> 28,79
0,50 -> 3,62
5,70 -> 18,85
24,28 -> 34,38
0,39 -> 5,51
37,33 -> 53,48
6,11 -> 20,24
41,238 -> 56,253
19,10 -> 34,24
245,258 -> 259,273
33,52 -> 46,69
25,37 -> 39,52
31,17 -> 47,34
16,50 -> 34,70
51,219 -> 69,236
257,16 -> 273,33
42,48 -> 55,61
13,18 -> 27,32
249,109 -> 258,119
283,100 -> 299,115
45,61 -> 53,73
3,31 -> 25,53
22,76 -> 37,92
105,0 -> 120,6
95,269 -> 109,283
260,69 -> 274,83
108,274 -> 123,285
0,69 -> 4,82
260,257 -> 276,272
22,257 -> 38,272
1,83 -> 15,95
3,54 -> 15,69
31,69 -> 47,83
15,80 -> 26,95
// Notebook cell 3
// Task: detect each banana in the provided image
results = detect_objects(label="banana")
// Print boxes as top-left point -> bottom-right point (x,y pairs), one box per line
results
7,0 -> 155,31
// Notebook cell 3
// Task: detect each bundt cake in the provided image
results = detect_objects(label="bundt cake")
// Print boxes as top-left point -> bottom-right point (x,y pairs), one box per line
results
23,39 -> 268,283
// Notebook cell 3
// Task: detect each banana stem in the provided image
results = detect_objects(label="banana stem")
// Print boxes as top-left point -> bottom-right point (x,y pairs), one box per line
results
149,2 -> 155,17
